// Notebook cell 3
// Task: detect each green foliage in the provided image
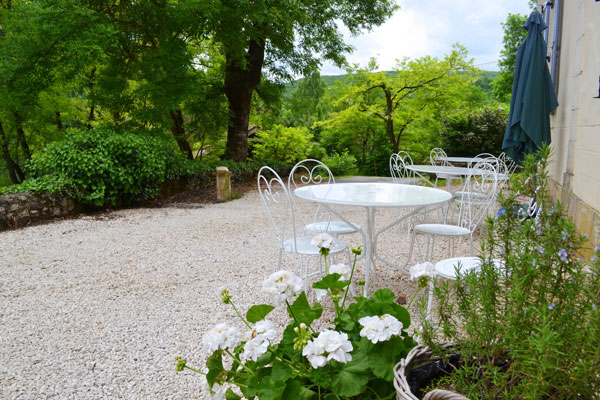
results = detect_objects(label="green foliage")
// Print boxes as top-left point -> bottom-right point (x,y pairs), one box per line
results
423,146 -> 600,398
1,128 -> 186,207
321,151 -> 358,177
440,105 -> 509,157
177,249 -> 417,399
252,125 -> 314,164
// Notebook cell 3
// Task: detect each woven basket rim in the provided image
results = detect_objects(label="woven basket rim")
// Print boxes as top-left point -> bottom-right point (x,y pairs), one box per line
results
393,342 -> 462,400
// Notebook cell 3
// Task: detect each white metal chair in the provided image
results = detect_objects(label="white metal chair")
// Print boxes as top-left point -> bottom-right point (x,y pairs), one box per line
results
429,147 -> 452,187
407,159 -> 498,263
390,151 -> 417,185
258,166 -> 349,289
288,159 -> 360,236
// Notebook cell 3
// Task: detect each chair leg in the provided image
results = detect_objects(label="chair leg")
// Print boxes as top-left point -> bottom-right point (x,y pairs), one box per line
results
276,248 -> 283,270
469,234 -> 473,256
407,231 -> 417,267
426,278 -> 435,321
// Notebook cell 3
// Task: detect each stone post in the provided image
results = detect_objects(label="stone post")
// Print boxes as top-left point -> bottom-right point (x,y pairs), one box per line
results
216,166 -> 231,201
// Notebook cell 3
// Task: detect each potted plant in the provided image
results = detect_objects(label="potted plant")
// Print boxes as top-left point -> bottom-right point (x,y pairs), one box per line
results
176,238 -> 418,399
395,146 -> 600,399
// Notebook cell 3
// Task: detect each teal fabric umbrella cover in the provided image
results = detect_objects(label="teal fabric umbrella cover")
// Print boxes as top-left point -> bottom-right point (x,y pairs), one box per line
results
502,11 -> 558,163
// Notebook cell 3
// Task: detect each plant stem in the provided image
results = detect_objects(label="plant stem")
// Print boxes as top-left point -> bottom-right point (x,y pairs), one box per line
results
228,300 -> 252,330
224,349 -> 254,375
286,299 -> 315,333
183,365 -> 205,374
340,252 -> 358,311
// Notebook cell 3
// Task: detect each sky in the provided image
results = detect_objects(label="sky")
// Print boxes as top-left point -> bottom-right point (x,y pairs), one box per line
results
320,0 -> 534,75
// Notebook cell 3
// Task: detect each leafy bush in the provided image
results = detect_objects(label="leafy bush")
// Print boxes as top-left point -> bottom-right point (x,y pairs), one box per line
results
440,105 -> 508,157
177,246 -> 417,399
422,146 -> 600,398
251,125 -> 314,164
1,128 -> 186,207
322,151 -> 358,177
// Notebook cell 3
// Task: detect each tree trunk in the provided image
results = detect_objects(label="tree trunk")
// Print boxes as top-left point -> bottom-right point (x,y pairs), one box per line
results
382,88 -> 399,153
13,110 -> 31,160
223,30 -> 266,162
169,109 -> 193,160
55,111 -> 63,130
0,121 -> 24,184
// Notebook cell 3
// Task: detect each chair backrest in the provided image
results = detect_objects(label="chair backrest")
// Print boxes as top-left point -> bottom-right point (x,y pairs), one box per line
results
430,147 -> 449,166
390,151 -> 416,184
287,159 -> 336,232
498,152 -> 518,175
455,159 -> 498,233
258,166 -> 299,251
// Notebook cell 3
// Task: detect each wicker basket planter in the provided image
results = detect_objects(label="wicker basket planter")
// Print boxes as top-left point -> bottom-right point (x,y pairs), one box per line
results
393,343 -> 469,400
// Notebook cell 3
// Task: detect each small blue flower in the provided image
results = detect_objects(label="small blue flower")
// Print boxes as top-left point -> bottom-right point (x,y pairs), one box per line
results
548,302 -> 556,310
558,249 -> 568,262
595,245 -> 600,252
536,227 -> 542,235
496,208 -> 506,217
592,256 -> 597,263
537,246 -> 544,254
499,247 -> 505,255
531,258 -> 536,266
562,231 -> 568,240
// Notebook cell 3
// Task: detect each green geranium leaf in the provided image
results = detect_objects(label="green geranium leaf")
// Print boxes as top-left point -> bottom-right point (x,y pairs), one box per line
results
338,312 -> 355,331
257,376 -> 286,400
282,379 -> 316,399
247,304 -> 276,323
312,273 -> 348,290
225,388 -> 242,400
206,351 -> 224,387
331,352 -> 369,397
289,292 -> 323,326
369,288 -> 397,305
368,337 -> 404,380
271,358 -> 294,383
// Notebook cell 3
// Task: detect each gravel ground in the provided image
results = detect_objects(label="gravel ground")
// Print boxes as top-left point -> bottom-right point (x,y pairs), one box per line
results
0,186 -> 477,399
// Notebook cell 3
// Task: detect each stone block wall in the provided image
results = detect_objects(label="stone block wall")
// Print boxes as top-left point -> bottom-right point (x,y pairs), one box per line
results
0,192 -> 79,231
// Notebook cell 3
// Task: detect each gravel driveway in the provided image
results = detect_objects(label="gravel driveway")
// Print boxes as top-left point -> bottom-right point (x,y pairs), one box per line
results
0,188 -> 475,399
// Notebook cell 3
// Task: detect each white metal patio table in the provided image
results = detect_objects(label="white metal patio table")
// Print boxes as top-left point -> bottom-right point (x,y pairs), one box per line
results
405,164 -> 475,192
438,156 -> 484,166
294,182 -> 452,295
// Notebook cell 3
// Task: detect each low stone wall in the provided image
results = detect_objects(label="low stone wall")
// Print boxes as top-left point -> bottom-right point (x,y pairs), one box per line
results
0,168 -> 260,232
0,192 -> 79,231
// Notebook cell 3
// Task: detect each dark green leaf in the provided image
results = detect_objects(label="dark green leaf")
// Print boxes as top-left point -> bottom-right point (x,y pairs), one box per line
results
312,273 -> 348,290
257,376 -> 286,400
225,388 -> 242,400
288,292 -> 323,326
206,351 -> 224,387
246,304 -> 275,323
271,358 -> 294,383
368,337 -> 404,380
331,351 -> 369,397
281,379 -> 316,399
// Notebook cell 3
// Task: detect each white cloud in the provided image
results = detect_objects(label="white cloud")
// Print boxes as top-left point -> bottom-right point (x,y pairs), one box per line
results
320,0 -> 534,75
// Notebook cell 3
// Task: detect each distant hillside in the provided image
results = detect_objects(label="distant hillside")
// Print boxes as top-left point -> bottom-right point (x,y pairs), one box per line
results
285,70 -> 499,97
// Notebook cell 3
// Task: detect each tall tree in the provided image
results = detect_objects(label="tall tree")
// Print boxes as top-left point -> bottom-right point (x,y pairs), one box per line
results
492,13 -> 529,102
333,46 -> 477,154
212,0 -> 397,162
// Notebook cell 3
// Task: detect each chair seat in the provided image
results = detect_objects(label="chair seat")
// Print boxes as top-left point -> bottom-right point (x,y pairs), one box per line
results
434,257 -> 505,279
283,236 -> 348,255
305,221 -> 360,235
413,223 -> 470,237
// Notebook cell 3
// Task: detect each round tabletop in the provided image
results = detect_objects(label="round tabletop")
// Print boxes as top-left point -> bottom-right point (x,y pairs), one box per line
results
406,164 -> 474,176
294,182 -> 452,208
439,156 -> 483,164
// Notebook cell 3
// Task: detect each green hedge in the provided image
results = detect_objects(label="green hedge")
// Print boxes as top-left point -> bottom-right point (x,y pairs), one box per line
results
0,128 -> 186,207
0,128 -> 293,207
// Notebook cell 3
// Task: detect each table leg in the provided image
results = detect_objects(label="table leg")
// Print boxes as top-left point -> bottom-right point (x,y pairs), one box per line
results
363,207 -> 376,297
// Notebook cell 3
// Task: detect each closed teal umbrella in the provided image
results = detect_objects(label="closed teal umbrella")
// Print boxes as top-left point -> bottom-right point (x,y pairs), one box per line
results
502,11 -> 558,163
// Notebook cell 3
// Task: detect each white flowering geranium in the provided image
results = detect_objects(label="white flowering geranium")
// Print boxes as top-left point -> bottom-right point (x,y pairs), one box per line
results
359,314 -> 403,344
302,330 -> 353,368
198,367 -> 226,400
202,323 -> 242,354
176,247 -> 418,399
409,261 -> 435,280
261,270 -> 303,305
311,232 -> 335,249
